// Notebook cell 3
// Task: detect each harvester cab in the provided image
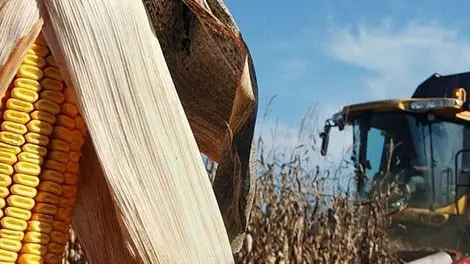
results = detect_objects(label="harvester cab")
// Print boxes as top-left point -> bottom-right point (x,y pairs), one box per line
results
320,72 -> 470,252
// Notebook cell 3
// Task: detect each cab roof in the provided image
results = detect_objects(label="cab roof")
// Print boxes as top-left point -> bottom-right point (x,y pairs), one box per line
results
338,97 -> 465,125
330,71 -> 470,126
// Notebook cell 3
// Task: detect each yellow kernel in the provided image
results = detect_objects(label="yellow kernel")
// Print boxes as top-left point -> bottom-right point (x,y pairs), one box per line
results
0,229 -> 23,241
47,242 -> 64,253
0,163 -> 13,175
40,90 -> 64,105
61,103 -> 78,117
23,231 -> 49,245
14,78 -> 41,92
58,198 -> 75,208
71,129 -> 83,139
0,152 -> 17,165
66,162 -> 79,174
0,248 -> 17,262
41,78 -> 63,92
0,131 -> 24,146
49,140 -> 69,153
35,191 -> 60,205
10,184 -> 37,198
13,174 -> 39,188
46,54 -> 57,66
0,237 -> 21,252
34,99 -> 60,115
1,121 -> 27,135
31,214 -> 54,224
70,140 -> 83,151
39,170 -> 63,184
19,245 -> 47,258
48,151 -> 69,164
64,173 -> 78,185
34,33 -> 47,45
6,98 -> 34,113
26,120 -> 53,136
63,87 -> 77,103
22,144 -> 47,157
38,181 -> 62,196
52,221 -> 68,233
11,87 -> 39,103
5,206 -> 32,221
30,110 -> 56,125
1,217 -> 27,231
18,152 -> 43,166
56,114 -> 75,130
52,232 -> 68,244
3,109 -> 30,124
14,161 -> 41,176
0,143 -> 20,154
33,203 -> 57,215
27,220 -> 52,234
43,67 -> 62,81
44,253 -> 60,263
15,64 -> 43,81
0,187 -> 8,198
75,116 -> 86,131
69,152 -> 80,163
44,160 -> 66,173
0,198 -> 4,208
22,53 -> 46,68
62,185 -> 77,198
55,208 -> 71,221
27,44 -> 50,57
53,126 -> 73,143
0,174 -> 11,187
25,132 -> 49,146
7,195 -> 35,210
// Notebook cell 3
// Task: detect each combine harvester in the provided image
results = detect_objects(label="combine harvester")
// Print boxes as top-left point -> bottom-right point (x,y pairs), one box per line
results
320,71 -> 470,263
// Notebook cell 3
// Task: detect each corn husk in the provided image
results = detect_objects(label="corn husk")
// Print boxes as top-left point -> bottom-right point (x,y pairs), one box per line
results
0,0 -> 44,92
144,0 -> 258,251
0,0 -> 241,263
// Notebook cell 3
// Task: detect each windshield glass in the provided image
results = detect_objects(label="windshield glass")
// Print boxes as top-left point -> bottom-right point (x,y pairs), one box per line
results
353,112 -> 466,209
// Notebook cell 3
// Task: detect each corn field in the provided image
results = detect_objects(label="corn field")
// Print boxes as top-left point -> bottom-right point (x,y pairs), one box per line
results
61,131 -> 416,263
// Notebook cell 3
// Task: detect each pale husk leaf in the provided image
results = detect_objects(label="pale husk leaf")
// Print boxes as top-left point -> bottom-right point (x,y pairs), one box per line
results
0,0 -> 44,92
42,0 -> 234,263
73,137 -> 138,264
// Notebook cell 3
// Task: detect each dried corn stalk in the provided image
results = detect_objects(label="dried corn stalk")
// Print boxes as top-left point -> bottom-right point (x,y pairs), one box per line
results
0,0 -> 245,263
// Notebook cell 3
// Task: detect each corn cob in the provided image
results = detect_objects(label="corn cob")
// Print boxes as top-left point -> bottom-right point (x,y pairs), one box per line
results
0,33 -> 86,264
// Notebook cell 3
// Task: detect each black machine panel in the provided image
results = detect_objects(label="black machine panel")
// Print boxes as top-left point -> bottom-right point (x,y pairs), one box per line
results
412,71 -> 470,100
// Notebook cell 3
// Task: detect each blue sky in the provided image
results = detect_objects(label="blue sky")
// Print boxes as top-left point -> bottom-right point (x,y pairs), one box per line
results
224,0 -> 470,162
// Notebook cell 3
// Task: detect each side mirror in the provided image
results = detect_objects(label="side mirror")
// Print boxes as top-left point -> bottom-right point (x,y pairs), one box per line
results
319,113 -> 343,156
320,125 -> 331,156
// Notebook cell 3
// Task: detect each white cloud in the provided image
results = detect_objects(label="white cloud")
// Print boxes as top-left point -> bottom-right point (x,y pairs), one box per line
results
254,103 -> 354,168
253,19 -> 470,174
327,20 -> 470,99
254,109 -> 319,161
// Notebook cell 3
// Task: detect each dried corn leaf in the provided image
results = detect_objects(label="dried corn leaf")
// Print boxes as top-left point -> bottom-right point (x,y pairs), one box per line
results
143,0 -> 258,251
